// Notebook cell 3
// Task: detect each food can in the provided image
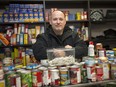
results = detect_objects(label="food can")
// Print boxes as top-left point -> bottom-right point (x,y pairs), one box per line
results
110,63 -> 116,79
96,43 -> 103,50
102,63 -> 110,80
59,67 -> 70,86
4,71 -> 16,87
10,75 -> 21,87
98,48 -> 106,57
69,65 -> 81,84
50,69 -> 60,86
0,80 -> 5,87
32,69 -> 42,87
42,69 -> 51,86
96,65 -> 103,81
86,65 -> 96,82
113,48 -> 116,56
106,50 -> 114,57
20,70 -> 32,87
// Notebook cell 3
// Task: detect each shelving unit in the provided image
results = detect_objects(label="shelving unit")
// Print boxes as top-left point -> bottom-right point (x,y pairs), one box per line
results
89,0 -> 116,49
0,0 -> 116,50
0,1 -> 116,87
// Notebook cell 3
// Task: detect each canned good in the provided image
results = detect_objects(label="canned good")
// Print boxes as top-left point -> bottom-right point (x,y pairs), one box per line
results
113,48 -> 116,56
4,71 -> 16,87
59,67 -> 70,86
42,69 -> 51,86
69,65 -> 81,84
106,50 -> 114,57
96,43 -> 103,50
102,63 -> 110,80
98,48 -> 106,57
0,80 -> 5,87
10,75 -> 21,87
50,69 -> 60,86
110,63 -> 116,79
96,66 -> 103,81
32,69 -> 42,87
86,65 -> 96,82
20,70 -> 32,87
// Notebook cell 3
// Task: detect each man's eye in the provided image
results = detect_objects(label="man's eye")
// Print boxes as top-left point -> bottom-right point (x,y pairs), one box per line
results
53,18 -> 57,21
59,18 -> 63,21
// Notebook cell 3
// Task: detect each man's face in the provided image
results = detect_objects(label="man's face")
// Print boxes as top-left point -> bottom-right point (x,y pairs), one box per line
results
50,11 -> 66,33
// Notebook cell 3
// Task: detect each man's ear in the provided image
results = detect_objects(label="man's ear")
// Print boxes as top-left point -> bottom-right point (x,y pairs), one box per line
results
49,15 -> 52,25
49,19 -> 51,25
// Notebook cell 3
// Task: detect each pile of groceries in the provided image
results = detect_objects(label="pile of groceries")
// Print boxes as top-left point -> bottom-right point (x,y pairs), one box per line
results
0,42 -> 116,87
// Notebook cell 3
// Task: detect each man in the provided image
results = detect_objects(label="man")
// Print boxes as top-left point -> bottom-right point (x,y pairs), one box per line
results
32,10 -> 88,61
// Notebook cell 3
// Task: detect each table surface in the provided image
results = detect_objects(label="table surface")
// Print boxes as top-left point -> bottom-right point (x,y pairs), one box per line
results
61,80 -> 116,87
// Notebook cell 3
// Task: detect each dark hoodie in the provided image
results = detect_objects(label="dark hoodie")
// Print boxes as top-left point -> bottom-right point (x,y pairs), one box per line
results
32,25 -> 88,61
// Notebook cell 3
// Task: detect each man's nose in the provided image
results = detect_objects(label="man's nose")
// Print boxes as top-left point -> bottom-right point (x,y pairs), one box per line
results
57,19 -> 60,23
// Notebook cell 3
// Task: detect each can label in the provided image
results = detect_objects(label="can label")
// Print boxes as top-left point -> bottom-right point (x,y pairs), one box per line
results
81,68 -> 87,83
42,69 -> 51,86
96,66 -> 103,81
50,69 -> 60,86
98,49 -> 106,57
0,80 -> 5,87
32,69 -> 42,87
111,64 -> 116,79
21,70 -> 32,87
87,65 -> 96,82
59,67 -> 70,85
102,63 -> 110,80
70,66 -> 81,84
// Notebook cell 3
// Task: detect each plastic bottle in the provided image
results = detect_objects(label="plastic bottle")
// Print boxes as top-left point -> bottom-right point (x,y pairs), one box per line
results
88,41 -> 95,57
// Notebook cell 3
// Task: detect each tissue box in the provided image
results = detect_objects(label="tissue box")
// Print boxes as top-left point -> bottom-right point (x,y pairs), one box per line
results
47,48 -> 75,66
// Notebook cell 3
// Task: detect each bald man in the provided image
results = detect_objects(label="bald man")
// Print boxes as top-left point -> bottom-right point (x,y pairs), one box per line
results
32,10 -> 88,61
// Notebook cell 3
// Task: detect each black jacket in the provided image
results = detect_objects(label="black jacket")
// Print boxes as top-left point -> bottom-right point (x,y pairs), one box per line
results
32,25 -> 88,61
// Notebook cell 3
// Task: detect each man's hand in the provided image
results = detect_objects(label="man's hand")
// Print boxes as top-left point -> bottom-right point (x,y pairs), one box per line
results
53,49 -> 66,57
65,45 -> 72,48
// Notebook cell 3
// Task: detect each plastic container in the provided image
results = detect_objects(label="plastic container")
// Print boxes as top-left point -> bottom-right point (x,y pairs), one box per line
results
47,48 -> 75,66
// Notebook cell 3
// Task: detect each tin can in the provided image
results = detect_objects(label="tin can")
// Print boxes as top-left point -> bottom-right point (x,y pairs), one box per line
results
98,48 -> 106,57
59,67 -> 70,86
4,71 -> 16,87
10,75 -> 21,87
81,68 -> 87,83
110,63 -> 116,79
106,50 -> 114,57
102,63 -> 110,80
96,43 -> 103,50
0,80 -> 5,87
96,66 -> 103,81
113,48 -> 116,56
50,69 -> 60,86
42,69 -> 51,86
86,65 -> 96,82
20,70 -> 32,87
0,69 -> 4,80
32,69 -> 42,87
69,65 -> 81,84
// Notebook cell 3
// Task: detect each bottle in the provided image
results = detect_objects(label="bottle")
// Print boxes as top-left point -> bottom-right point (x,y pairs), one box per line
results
88,41 -> 95,57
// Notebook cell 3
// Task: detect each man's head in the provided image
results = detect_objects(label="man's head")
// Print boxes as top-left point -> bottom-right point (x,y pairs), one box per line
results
49,10 -> 66,35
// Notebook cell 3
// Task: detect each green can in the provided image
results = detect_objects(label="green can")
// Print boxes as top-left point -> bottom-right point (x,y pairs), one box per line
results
17,69 -> 32,87
4,71 -> 16,87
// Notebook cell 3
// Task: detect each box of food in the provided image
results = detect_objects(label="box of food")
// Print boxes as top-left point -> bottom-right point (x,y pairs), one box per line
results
47,48 -> 75,66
